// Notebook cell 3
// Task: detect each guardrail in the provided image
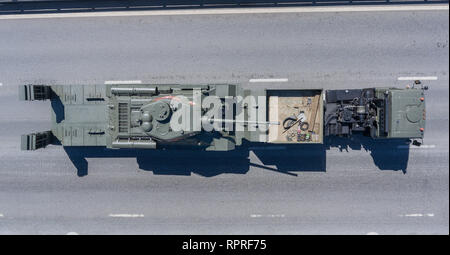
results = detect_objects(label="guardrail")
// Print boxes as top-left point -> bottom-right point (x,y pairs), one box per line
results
0,0 -> 448,14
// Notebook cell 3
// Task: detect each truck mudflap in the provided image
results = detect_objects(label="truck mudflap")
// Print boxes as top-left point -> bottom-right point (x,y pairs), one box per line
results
21,131 -> 54,151
19,85 -> 53,101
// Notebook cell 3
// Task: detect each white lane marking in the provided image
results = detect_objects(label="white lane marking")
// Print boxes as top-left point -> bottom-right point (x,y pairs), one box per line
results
2,4 -> 447,20
398,76 -> 438,81
0,213 -> 4,217
250,214 -> 285,218
109,214 -> 144,218
399,213 -> 435,217
268,214 -> 285,218
0,82 -> 3,86
249,146 -> 286,150
104,80 -> 142,85
397,145 -> 436,149
249,78 -> 288,83
66,232 -> 79,235
366,232 -> 379,235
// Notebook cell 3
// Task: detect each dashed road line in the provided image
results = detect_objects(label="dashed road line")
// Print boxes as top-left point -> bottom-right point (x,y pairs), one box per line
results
398,76 -> 438,81
249,78 -> 288,83
104,80 -> 142,85
109,213 -> 145,218
250,214 -> 285,218
399,213 -> 435,217
397,145 -> 436,149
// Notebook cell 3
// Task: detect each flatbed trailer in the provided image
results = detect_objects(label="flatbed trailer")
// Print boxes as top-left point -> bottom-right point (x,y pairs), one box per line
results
19,82 -> 426,151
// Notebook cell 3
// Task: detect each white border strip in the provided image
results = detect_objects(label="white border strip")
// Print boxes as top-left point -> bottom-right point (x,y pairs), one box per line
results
249,78 -> 288,83
398,76 -> 438,81
0,4 -> 448,20
104,80 -> 142,85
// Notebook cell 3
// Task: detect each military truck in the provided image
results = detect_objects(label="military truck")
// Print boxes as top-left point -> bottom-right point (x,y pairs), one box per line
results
19,82 -> 426,151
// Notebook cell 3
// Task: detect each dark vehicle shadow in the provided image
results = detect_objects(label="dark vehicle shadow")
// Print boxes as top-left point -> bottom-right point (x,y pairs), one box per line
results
63,134 -> 410,177
50,96 -> 64,123
325,134 -> 411,174
64,145 -> 304,177
136,148 -> 252,177
250,143 -> 326,176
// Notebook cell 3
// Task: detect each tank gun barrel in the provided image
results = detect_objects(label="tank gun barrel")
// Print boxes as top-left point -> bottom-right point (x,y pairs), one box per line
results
202,117 -> 280,126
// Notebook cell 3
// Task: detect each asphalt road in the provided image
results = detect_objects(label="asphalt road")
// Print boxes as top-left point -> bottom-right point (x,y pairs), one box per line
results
0,6 -> 448,234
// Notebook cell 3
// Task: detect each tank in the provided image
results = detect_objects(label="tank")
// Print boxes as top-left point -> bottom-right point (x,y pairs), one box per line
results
19,82 -> 427,151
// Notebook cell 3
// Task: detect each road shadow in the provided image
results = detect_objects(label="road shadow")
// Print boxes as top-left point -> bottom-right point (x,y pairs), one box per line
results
250,143 -> 326,175
50,96 -> 64,123
325,134 -> 411,174
63,145 -> 306,177
63,134 -> 410,177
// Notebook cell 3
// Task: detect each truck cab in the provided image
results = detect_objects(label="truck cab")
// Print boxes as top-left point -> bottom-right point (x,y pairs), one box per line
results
324,86 -> 426,139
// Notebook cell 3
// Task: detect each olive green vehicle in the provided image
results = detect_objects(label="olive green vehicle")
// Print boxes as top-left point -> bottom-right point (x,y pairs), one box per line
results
19,82 -> 426,151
